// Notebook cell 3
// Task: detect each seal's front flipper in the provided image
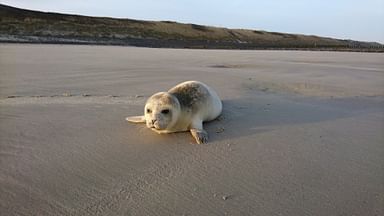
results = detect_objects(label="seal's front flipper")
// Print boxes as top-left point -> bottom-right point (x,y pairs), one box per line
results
190,128 -> 208,144
126,116 -> 146,123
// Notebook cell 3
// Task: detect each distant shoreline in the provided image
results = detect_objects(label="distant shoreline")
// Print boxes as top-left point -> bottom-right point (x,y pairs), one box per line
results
1,35 -> 383,53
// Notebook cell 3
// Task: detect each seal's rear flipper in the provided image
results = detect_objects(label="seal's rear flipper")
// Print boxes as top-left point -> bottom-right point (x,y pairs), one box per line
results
126,116 -> 146,123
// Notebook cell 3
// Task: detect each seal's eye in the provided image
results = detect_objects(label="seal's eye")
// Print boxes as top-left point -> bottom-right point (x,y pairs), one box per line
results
161,109 -> 170,114
146,109 -> 152,114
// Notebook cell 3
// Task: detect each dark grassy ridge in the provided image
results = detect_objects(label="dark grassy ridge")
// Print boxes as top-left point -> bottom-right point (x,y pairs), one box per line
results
1,4 -> 383,51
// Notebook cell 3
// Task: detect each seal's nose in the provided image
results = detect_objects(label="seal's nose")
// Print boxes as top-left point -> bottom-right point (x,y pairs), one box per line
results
151,119 -> 157,124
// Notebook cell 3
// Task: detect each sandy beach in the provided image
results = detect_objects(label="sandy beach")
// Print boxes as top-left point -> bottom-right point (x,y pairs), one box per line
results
1,44 -> 383,215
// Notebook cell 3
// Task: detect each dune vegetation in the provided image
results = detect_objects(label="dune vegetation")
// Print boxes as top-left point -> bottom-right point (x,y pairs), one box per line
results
1,4 -> 383,51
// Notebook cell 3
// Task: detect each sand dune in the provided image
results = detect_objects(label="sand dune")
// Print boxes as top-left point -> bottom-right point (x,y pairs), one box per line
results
1,44 -> 383,215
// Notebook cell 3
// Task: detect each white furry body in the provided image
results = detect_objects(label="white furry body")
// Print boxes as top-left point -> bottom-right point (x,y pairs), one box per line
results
158,81 -> 222,133
126,81 -> 222,144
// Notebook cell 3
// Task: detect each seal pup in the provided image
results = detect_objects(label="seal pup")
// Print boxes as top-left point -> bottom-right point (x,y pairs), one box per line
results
126,81 -> 222,144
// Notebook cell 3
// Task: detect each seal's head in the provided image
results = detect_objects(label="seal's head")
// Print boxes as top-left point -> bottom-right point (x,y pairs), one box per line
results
144,92 -> 181,130
126,92 -> 181,131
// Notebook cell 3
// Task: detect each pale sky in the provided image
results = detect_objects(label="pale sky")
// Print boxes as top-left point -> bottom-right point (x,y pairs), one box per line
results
2,0 -> 384,43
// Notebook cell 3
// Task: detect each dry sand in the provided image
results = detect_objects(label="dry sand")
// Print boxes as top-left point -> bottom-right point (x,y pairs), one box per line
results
0,44 -> 383,216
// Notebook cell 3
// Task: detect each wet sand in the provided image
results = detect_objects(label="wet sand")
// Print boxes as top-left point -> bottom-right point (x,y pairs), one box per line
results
1,44 -> 383,215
